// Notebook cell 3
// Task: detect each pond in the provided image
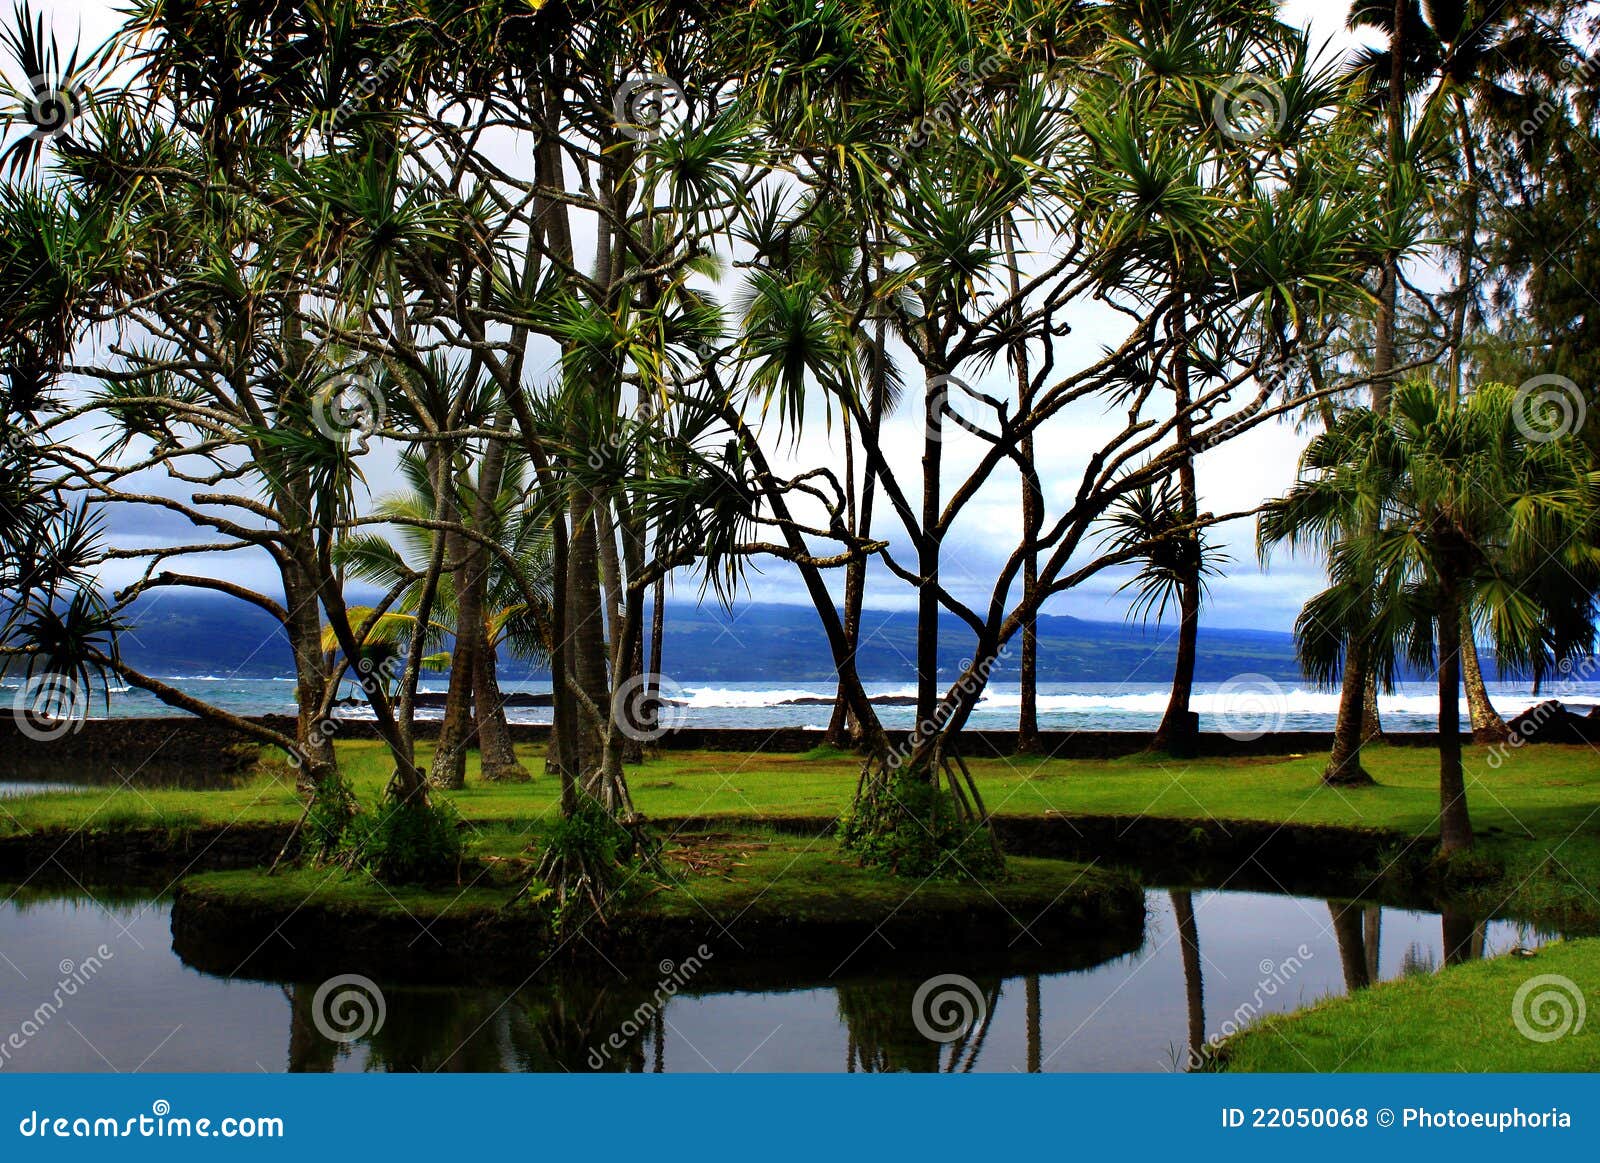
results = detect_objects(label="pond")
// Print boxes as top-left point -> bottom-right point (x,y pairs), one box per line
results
0,887 -> 1550,1073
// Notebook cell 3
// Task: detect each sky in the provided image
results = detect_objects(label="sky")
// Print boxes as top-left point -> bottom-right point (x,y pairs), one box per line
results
40,0 -> 1377,634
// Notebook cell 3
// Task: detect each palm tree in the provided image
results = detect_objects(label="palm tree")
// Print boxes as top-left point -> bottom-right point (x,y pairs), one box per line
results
1347,0 -> 1575,743
334,451 -> 553,784
1261,381 -> 1599,849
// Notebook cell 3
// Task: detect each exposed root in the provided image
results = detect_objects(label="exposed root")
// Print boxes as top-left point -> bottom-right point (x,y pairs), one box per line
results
840,740 -> 1005,878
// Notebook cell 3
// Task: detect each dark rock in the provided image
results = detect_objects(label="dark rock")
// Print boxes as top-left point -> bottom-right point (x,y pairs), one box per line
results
1505,700 -> 1600,745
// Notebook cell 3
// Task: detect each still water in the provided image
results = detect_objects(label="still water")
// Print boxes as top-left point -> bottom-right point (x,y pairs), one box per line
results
0,888 -> 1548,1073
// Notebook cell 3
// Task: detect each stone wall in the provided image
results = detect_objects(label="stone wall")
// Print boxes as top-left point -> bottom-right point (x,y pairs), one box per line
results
0,712 -> 1466,785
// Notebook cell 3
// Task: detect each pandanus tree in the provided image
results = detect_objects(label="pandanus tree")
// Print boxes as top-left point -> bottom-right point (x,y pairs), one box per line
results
1260,382 -> 1599,847
0,0 -> 494,873
723,0 -> 1386,875
1086,0 -> 1348,755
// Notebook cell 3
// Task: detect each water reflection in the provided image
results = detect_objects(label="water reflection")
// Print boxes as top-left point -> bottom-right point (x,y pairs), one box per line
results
0,887 -> 1556,1073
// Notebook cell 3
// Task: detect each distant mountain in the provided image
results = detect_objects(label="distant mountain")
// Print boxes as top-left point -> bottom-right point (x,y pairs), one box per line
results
114,591 -> 1304,684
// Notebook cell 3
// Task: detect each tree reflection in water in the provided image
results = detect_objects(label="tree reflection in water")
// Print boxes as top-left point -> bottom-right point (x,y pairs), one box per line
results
276,897 -> 1527,1073
284,980 -> 660,1073
1171,890 -> 1205,1068
837,977 -> 1004,1073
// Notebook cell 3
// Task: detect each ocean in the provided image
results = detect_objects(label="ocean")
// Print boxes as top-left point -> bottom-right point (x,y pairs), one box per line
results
10,675 -> 1593,734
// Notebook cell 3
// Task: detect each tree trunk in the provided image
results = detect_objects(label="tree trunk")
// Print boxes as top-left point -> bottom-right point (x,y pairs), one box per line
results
429,527 -> 476,790
1447,92 -> 1481,399
613,497 -> 647,764
1007,224 -> 1041,755
398,445 -> 451,757
826,412 -> 862,749
1461,626 -> 1509,742
1441,907 -> 1482,966
917,365 -> 943,732
548,512 -> 579,812
1155,580 -> 1200,757
282,563 -> 337,791
1025,974 -> 1041,1074
645,574 -> 667,738
1360,669 -> 1384,743
568,492 -> 610,783
1324,634 -> 1375,786
1436,577 -> 1474,853
475,632 -> 528,782
1333,0 -> 1407,760
1018,520 -> 1040,753
1154,296 -> 1200,757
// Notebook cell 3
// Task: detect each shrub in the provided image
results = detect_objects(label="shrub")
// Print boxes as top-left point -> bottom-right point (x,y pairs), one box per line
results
345,795 -> 465,884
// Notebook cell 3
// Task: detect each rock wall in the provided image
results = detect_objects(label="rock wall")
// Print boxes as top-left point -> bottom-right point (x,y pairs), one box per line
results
0,712 -> 1475,785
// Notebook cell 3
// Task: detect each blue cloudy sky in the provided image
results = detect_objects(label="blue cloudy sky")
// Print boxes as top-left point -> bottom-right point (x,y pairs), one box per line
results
44,0 -> 1376,633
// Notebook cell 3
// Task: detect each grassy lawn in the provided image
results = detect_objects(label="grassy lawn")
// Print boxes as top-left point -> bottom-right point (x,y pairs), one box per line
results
1219,937 -> 1600,1071
4,738 -> 1599,923
5,737 -> 1597,831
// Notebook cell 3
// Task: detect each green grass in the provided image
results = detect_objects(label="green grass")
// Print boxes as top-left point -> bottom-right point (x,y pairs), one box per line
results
5,737 -> 1599,923
179,828 -> 1137,929
1219,938 -> 1600,1071
7,737 -> 1596,829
